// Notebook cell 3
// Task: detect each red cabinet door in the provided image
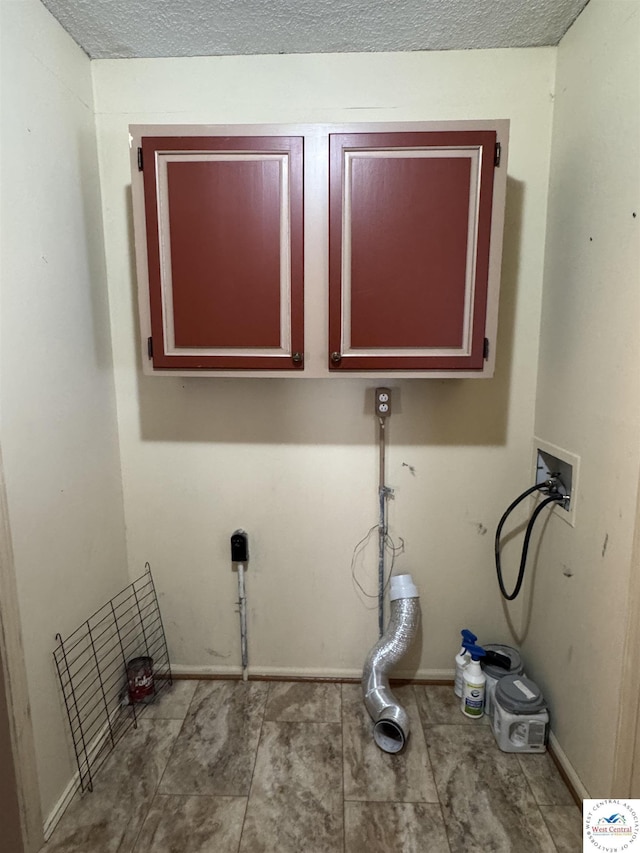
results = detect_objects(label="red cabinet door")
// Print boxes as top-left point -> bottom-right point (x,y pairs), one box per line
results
329,131 -> 497,371
141,135 -> 304,370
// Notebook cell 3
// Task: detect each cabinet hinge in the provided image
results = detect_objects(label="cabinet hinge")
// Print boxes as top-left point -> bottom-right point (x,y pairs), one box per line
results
147,336 -> 153,359
137,147 -> 144,172
483,337 -> 490,360
494,142 -> 502,168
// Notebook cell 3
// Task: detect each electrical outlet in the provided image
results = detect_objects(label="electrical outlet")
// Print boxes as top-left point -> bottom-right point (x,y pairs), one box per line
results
375,387 -> 392,417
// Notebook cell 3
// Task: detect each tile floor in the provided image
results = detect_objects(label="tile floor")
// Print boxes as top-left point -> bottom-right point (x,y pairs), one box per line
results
41,680 -> 582,853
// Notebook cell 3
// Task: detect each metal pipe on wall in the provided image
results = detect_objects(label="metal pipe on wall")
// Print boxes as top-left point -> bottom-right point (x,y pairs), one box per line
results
237,563 -> 248,682
377,416 -> 387,638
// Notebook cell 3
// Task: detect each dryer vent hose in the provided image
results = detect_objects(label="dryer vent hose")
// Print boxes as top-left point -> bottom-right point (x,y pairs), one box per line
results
362,574 -> 420,753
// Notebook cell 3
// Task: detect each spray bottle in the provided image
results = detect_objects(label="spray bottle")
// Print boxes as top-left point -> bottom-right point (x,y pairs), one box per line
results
454,629 -> 477,698
461,643 -> 486,718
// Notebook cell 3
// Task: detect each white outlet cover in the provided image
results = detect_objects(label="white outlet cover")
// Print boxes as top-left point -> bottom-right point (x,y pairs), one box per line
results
532,437 -> 580,527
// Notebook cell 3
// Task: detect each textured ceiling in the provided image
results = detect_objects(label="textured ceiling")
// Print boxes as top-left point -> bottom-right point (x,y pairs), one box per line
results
40,0 -> 591,60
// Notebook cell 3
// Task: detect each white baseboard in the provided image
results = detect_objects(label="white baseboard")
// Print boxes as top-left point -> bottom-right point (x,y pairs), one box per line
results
169,663 -> 455,682
548,729 -> 590,801
43,705 -> 124,840
43,772 -> 79,841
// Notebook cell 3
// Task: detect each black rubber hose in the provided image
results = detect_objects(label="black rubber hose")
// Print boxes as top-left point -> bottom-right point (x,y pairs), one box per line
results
495,486 -> 565,601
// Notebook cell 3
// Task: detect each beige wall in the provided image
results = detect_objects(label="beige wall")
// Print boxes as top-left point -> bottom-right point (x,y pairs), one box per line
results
525,0 -> 640,797
0,0 -> 128,822
92,50 -> 555,682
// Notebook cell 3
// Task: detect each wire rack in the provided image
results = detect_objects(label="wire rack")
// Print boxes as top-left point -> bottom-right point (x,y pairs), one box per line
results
53,564 -> 172,793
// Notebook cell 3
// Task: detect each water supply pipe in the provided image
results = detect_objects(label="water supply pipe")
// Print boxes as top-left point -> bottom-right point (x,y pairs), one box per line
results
362,573 -> 420,753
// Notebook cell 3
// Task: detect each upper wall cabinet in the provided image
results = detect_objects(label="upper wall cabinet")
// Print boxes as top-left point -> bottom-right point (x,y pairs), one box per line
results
137,135 -> 304,370
329,130 -> 498,372
130,121 -> 509,378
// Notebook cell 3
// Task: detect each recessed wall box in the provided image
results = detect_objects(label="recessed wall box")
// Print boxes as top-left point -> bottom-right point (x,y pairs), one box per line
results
532,439 -> 580,527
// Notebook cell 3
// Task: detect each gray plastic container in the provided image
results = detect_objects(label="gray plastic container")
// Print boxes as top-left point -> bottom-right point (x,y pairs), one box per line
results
492,675 -> 549,753
482,644 -> 524,718
495,675 -> 546,714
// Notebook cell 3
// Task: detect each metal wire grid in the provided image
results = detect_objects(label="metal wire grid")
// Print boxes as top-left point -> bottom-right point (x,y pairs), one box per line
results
53,564 -> 172,793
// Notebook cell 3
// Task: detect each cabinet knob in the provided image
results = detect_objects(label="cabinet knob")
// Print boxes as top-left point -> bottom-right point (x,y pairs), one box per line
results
292,352 -> 303,365
331,352 -> 342,365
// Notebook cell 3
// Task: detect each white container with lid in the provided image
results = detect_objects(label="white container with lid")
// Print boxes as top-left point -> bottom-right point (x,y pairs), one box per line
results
482,644 -> 525,718
492,674 -> 549,753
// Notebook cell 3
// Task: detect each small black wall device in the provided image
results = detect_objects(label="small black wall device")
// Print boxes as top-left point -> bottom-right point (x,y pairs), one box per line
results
231,530 -> 249,563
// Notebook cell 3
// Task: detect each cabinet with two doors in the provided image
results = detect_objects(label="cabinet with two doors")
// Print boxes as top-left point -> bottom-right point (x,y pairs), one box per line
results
130,120 -> 509,378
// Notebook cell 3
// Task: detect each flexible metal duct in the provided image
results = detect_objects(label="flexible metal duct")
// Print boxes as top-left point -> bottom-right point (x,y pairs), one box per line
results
362,574 -> 421,753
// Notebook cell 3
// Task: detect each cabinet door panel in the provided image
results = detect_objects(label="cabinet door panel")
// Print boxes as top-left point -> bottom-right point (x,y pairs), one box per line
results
167,158 -> 282,348
329,131 -> 496,371
142,136 -> 304,370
